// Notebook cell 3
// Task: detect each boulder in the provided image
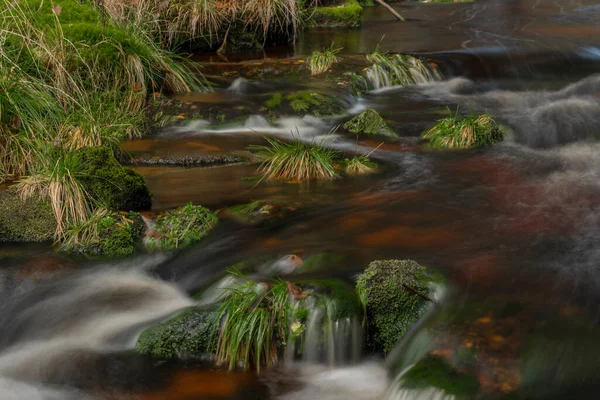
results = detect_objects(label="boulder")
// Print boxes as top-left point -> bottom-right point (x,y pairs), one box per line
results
344,109 -> 397,137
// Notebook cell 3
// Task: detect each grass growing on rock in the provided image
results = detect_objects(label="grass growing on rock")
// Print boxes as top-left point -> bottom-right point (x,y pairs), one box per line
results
422,111 -> 504,149
251,136 -> 339,181
309,43 -> 342,75
344,155 -> 378,175
311,0 -> 363,28
59,209 -> 143,257
215,276 -> 291,372
146,203 -> 218,251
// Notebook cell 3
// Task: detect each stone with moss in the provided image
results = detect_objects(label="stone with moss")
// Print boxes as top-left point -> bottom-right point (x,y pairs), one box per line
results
0,189 -> 56,242
309,279 -> 362,320
226,201 -> 276,225
136,308 -> 216,360
311,0 -> 363,28
74,146 -> 152,211
145,202 -> 218,251
356,259 -> 437,353
285,91 -> 346,117
60,211 -> 143,257
344,109 -> 397,138
399,355 -> 480,399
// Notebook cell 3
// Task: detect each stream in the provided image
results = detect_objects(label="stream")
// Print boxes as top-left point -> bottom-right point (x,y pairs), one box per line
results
1,0 -> 600,399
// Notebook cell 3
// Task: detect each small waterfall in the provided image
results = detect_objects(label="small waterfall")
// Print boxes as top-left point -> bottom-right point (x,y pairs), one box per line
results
365,53 -> 441,91
227,77 -> 249,95
288,296 -> 362,367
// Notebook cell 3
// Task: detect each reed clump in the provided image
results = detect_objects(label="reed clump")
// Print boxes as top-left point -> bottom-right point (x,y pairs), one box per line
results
309,43 -> 342,75
366,50 -> 441,89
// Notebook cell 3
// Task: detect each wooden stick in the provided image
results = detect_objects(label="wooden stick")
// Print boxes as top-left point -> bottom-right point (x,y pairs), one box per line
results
373,0 -> 406,22
403,284 -> 439,305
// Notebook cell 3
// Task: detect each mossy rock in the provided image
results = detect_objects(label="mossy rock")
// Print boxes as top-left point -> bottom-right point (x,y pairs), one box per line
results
311,0 -> 363,28
60,211 -> 144,257
145,202 -> 218,251
285,91 -> 346,117
398,355 -> 480,400
74,146 -> 151,211
136,308 -> 216,360
344,109 -> 397,138
0,189 -> 56,242
356,259 -> 435,353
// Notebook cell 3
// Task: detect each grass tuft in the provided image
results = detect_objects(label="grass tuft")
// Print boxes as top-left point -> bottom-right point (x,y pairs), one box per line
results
250,136 -> 339,181
309,43 -> 342,75
215,273 -> 291,372
422,110 -> 504,149
344,154 -> 377,175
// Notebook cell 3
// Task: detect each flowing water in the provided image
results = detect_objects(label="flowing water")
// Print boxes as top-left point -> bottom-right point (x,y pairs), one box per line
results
2,0 -> 600,399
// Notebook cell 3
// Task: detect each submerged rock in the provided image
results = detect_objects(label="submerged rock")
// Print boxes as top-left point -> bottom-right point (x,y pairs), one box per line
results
344,109 -> 397,138
136,308 -> 216,360
74,146 -> 152,211
144,202 -> 218,251
285,90 -> 346,117
0,189 -> 56,242
356,259 -> 438,354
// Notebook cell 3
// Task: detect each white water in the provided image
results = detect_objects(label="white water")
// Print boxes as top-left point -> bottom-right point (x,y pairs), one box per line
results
0,263 -> 193,399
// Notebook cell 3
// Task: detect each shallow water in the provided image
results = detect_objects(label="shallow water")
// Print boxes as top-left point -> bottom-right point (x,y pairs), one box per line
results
2,0 -> 600,399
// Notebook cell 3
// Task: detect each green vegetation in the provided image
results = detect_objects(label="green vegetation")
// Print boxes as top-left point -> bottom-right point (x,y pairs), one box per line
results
265,93 -> 283,109
59,209 -> 143,257
145,202 -> 218,251
344,109 -> 397,137
356,259 -> 435,353
136,308 -> 216,360
311,0 -> 363,28
0,0 -> 203,249
309,43 -> 343,75
344,155 -> 378,175
251,136 -> 339,181
400,355 -> 480,399
215,277 -> 291,372
0,189 -> 56,242
73,146 -> 151,211
366,51 -> 441,88
422,111 -> 504,149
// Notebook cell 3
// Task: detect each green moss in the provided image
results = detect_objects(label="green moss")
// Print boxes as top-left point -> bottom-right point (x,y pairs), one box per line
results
136,308 -> 216,360
311,0 -> 363,28
73,146 -> 152,211
344,109 -> 397,138
285,91 -> 345,117
60,210 -> 143,257
265,93 -> 283,109
145,202 -> 218,251
0,189 -> 56,242
401,355 -> 480,399
356,259 -> 434,353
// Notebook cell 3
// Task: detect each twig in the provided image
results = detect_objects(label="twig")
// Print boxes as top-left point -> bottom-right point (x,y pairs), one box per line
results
402,284 -> 439,305
373,0 -> 406,22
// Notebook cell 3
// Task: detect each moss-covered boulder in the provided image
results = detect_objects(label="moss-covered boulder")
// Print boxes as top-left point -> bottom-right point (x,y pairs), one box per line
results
60,210 -> 144,257
344,109 -> 397,137
356,259 -> 436,353
136,308 -> 216,360
0,189 -> 56,242
145,202 -> 218,251
311,0 -> 363,28
74,146 -> 151,211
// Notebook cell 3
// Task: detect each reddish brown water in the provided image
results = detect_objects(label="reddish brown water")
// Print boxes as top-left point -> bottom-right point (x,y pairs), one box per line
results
2,1 -> 600,399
